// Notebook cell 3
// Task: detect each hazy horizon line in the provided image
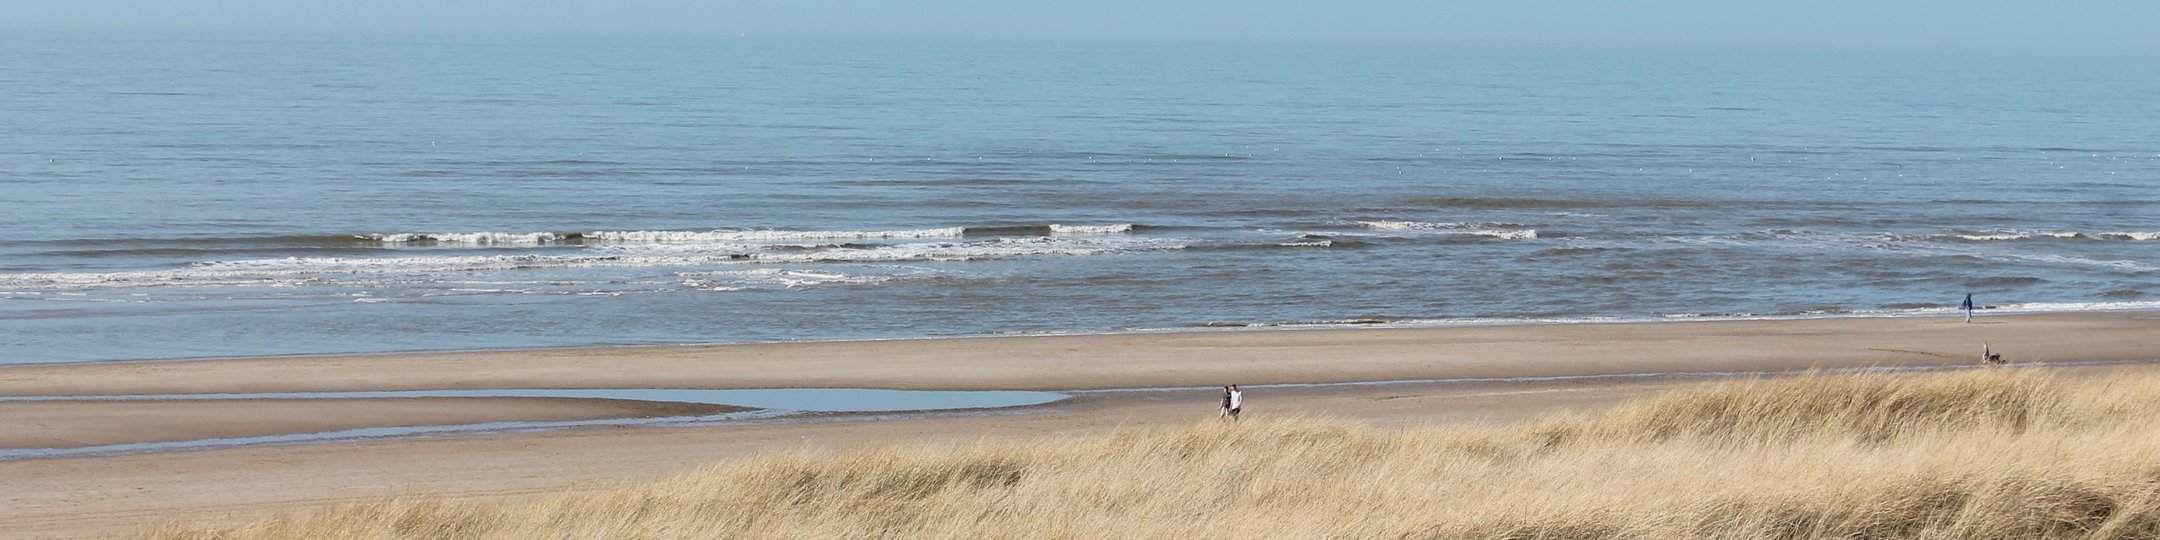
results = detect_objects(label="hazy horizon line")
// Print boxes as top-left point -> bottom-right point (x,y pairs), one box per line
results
5,26 -> 2153,57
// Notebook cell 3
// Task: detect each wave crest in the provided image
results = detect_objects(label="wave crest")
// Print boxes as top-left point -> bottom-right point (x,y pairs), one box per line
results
356,225 -> 1149,246
585,227 -> 966,243
0,237 -> 1189,290
1047,223 -> 1135,235
1894,230 -> 2156,242
363,232 -> 564,244
1354,220 -> 1538,240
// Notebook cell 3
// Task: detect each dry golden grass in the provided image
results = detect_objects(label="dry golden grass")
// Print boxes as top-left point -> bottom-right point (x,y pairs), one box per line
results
149,369 -> 2160,539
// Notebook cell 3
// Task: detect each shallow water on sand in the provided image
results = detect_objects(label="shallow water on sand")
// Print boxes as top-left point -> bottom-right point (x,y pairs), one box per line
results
0,388 -> 1070,412
0,388 -> 1070,459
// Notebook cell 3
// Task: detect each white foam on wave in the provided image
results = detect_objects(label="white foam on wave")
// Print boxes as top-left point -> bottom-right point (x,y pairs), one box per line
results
676,268 -> 918,290
1948,230 -> 2081,241
588,236 -> 1181,262
584,227 -> 965,243
1048,223 -> 1135,235
753,236 -> 1183,263
1353,220 -> 1537,240
1978,300 -> 2160,313
366,232 -> 564,244
1176,299 -> 2160,333
1470,229 -> 1538,240
361,228 -> 971,245
1820,300 -> 2160,318
1356,220 -> 1453,231
1995,253 -> 2159,273
1891,229 -> 2158,242
1958,232 -> 2035,241
0,237 -> 1187,290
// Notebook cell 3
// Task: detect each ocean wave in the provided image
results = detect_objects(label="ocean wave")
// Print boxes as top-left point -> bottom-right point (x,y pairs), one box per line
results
1992,253 -> 2158,273
1471,229 -> 1538,240
1402,196 -> 1736,209
1047,223 -> 1135,235
1964,276 -> 2045,287
364,232 -> 566,244
1954,231 -> 2080,241
1575,228 -> 2155,251
583,227 -> 966,243
1353,220 -> 1538,240
1844,300 -> 2160,316
0,237 -> 1188,290
753,236 -> 1181,263
1881,230 -> 2158,243
354,224 -> 1145,246
1177,300 -> 2160,332
677,268 -> 906,290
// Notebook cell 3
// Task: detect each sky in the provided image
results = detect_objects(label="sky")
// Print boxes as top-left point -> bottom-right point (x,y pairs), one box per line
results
4,0 -> 2157,53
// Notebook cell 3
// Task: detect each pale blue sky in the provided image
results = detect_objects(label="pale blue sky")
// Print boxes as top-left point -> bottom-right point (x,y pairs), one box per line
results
5,0 -> 2156,53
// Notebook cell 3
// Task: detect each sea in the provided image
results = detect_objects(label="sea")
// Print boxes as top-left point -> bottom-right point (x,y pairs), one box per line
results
2,32 -> 2154,364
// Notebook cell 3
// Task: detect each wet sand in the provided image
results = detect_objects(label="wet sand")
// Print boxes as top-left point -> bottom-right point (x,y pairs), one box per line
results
4,311 -> 2153,397
0,398 -> 743,449
0,311 -> 2154,538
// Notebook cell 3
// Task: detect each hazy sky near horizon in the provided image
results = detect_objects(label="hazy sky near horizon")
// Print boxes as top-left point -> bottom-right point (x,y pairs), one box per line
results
6,0 -> 2157,53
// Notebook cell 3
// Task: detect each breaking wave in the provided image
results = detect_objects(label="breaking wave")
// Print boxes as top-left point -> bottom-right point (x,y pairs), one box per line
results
354,224 -> 1141,246
1885,230 -> 2160,243
1353,220 -> 1538,240
1953,231 -> 2081,241
674,268 -> 924,290
361,227 -> 970,245
1402,196 -> 1736,210
1048,223 -> 1136,235
0,237 -> 1189,291
366,232 -> 565,244
1176,300 -> 2160,331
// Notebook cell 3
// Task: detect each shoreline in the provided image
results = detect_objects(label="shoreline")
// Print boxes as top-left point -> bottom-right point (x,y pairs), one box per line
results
3,310 -> 2153,396
10,302 -> 2155,369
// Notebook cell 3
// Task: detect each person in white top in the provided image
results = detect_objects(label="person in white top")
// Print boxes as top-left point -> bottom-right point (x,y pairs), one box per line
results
1227,384 -> 1243,421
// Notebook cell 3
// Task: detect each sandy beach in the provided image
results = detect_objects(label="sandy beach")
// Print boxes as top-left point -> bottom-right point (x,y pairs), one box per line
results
2,311 -> 2155,538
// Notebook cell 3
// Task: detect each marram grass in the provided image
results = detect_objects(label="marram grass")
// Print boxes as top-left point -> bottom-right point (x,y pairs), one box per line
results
150,369 -> 2160,539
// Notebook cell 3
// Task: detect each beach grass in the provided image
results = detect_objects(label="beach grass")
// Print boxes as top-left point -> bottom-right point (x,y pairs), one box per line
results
147,368 -> 2160,539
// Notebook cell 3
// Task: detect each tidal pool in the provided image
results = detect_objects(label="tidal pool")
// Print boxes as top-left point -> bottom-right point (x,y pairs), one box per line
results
0,388 -> 1068,460
0,388 -> 1068,413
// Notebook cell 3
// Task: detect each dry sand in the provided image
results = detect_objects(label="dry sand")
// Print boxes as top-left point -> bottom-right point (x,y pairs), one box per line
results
0,311 -> 2153,538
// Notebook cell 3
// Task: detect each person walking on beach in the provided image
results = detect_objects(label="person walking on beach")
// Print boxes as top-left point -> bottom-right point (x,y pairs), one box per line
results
1962,293 -> 1975,324
1218,386 -> 1234,420
1227,384 -> 1243,421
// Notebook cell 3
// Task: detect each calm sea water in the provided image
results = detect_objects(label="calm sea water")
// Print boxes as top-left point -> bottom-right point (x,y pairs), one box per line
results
2,33 -> 2154,364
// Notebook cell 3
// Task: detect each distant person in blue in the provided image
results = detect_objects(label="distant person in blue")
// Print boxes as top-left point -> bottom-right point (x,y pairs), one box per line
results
1962,293 -> 1974,323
